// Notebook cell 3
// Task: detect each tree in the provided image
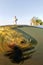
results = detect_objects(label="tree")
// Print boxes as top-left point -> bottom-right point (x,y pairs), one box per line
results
40,22 -> 43,25
31,17 -> 43,25
36,19 -> 43,25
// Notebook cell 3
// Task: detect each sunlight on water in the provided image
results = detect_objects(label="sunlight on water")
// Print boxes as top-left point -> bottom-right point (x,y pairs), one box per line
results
36,25 -> 43,28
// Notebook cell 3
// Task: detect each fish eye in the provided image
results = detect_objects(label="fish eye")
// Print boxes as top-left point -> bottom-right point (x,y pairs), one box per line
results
20,39 -> 27,44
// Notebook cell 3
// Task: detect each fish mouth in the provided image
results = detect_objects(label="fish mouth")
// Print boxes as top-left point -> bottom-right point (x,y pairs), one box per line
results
5,45 -> 35,58
4,45 -> 36,64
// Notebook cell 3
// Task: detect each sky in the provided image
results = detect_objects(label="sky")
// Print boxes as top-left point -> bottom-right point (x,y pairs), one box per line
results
0,0 -> 43,25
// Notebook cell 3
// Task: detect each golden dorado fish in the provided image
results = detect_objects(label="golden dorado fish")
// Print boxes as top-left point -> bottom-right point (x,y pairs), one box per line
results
0,25 -> 38,63
0,26 -> 37,52
0,26 -> 33,54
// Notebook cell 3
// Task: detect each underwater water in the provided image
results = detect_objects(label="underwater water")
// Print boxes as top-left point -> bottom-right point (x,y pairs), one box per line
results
0,26 -> 43,65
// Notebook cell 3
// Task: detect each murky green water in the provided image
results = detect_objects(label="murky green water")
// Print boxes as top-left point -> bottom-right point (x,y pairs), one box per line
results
0,26 -> 43,65
18,26 -> 43,65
